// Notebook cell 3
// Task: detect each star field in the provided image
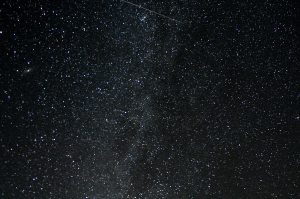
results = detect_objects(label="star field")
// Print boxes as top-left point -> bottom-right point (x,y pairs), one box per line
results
1,0 -> 299,198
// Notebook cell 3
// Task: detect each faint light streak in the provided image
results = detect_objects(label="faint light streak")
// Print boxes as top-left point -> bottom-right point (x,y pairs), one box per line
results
120,0 -> 183,24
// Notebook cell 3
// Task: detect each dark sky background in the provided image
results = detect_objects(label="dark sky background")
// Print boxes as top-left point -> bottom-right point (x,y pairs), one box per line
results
1,0 -> 299,198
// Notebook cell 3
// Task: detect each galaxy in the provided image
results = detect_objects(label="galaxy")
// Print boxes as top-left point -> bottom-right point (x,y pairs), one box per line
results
1,0 -> 299,198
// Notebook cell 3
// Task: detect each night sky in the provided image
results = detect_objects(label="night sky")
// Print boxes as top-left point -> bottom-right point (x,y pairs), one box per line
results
1,0 -> 300,198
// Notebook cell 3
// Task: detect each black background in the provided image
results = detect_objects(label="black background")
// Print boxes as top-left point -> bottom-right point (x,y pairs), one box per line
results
1,0 -> 299,198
